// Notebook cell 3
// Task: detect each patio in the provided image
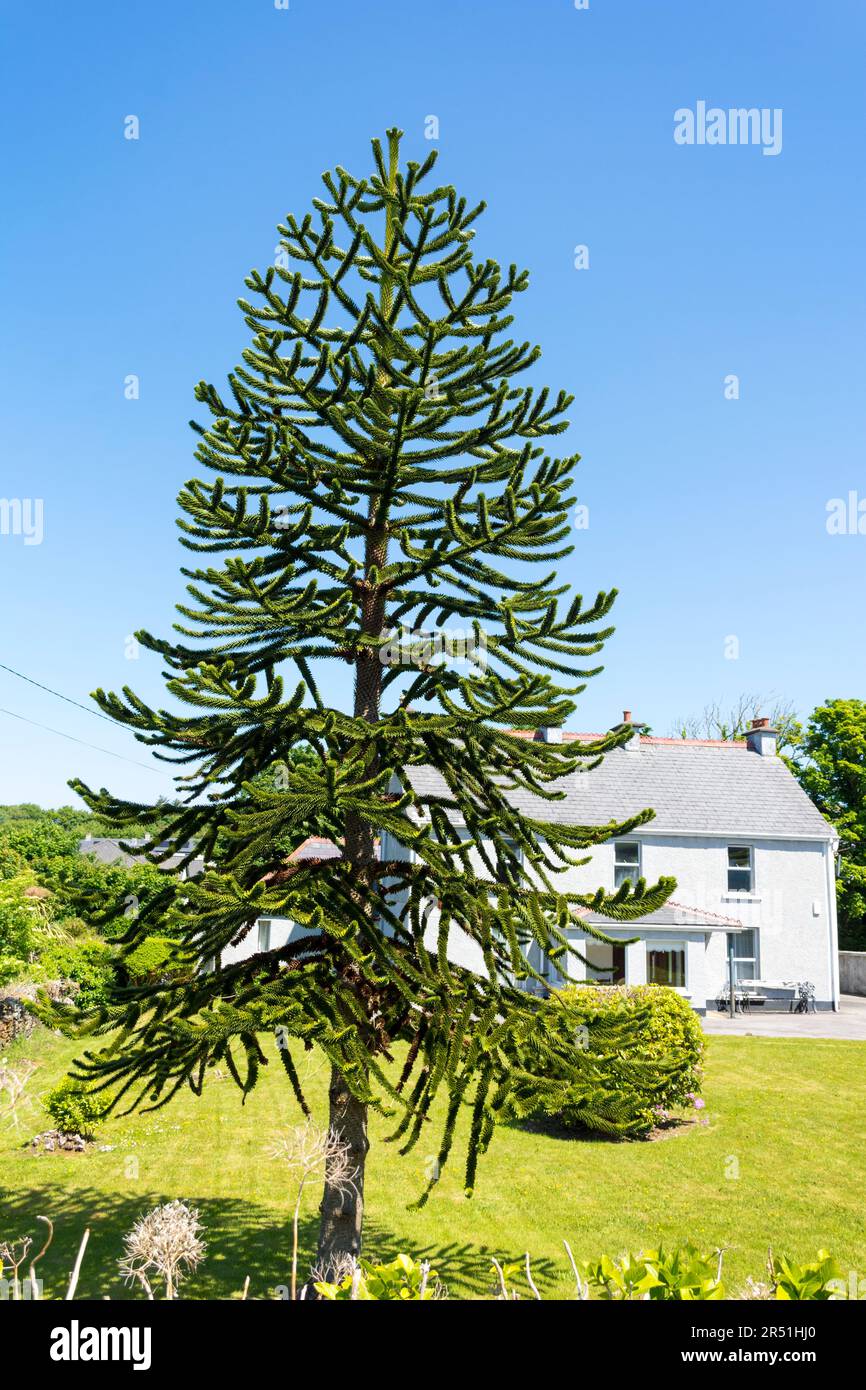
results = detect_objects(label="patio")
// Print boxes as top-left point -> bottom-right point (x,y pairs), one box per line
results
702,993 -> 866,1041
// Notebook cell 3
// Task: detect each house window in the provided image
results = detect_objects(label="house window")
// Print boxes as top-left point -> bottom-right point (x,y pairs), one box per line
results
258,919 -> 272,952
585,941 -> 627,985
646,944 -> 686,988
614,841 -> 640,889
726,929 -> 758,982
727,846 -> 753,893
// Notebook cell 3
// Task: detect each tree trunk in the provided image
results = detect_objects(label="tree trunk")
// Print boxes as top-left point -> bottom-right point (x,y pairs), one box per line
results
315,128 -> 398,1280
316,1063 -> 369,1274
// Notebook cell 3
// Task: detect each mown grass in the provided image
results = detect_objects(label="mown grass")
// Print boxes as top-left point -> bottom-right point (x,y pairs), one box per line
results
1,1026 -> 864,1299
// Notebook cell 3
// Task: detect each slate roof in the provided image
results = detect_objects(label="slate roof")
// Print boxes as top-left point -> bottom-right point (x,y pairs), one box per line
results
78,838 -> 206,876
404,738 -> 834,841
290,837 -> 343,861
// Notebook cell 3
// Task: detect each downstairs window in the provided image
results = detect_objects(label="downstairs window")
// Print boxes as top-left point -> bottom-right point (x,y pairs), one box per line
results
646,944 -> 686,988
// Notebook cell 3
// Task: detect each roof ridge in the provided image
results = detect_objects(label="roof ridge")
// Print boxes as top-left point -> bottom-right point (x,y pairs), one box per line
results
504,729 -> 747,748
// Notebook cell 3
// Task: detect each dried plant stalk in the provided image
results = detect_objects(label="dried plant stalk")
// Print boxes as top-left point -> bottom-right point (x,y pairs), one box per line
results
268,1121 -> 358,1300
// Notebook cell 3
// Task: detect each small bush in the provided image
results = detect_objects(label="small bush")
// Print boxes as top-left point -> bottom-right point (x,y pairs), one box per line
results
35,938 -> 114,1011
43,1077 -> 111,1138
505,984 -> 705,1138
125,935 -> 187,983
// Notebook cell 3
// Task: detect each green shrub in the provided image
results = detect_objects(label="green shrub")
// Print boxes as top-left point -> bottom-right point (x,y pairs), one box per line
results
570,983 -> 705,1096
125,935 -> 187,983
0,875 -> 37,961
35,938 -> 115,1010
504,984 -> 705,1138
43,1077 -> 111,1138
0,953 -> 25,987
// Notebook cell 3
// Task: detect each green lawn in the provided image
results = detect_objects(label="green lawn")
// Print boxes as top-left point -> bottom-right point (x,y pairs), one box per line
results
1,1026 -> 864,1299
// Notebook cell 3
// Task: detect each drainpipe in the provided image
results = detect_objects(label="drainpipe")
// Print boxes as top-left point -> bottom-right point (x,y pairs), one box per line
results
825,837 -> 840,1011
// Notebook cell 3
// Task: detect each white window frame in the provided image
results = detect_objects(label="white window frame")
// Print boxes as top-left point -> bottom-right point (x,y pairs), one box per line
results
258,918 -> 272,952
726,845 -> 754,895
614,840 -> 641,889
645,939 -> 688,990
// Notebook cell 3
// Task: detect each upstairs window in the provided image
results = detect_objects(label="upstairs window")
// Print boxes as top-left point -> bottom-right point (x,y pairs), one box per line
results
614,841 -> 640,889
258,919 -> 272,952
727,846 -> 753,894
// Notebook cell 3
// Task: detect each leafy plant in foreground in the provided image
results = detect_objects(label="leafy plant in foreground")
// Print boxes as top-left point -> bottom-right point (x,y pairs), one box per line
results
315,1252 -> 438,1301
581,1244 -> 725,1300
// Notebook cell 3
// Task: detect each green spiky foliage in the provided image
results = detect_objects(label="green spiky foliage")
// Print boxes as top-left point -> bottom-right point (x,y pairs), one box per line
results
70,129 -> 674,1261
504,1010 -> 682,1140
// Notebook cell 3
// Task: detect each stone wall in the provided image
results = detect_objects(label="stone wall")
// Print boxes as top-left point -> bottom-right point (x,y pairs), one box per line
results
839,951 -> 866,997
0,997 -> 34,1048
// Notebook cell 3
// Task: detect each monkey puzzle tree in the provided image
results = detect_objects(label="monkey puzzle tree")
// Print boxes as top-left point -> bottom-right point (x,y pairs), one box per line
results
70,129 -> 674,1270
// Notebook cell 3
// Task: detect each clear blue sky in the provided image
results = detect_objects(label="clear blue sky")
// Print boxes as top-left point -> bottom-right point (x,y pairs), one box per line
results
1,0 -> 864,809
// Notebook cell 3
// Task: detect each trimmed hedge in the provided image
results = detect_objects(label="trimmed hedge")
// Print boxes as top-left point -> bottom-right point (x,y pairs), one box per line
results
504,984 -> 705,1138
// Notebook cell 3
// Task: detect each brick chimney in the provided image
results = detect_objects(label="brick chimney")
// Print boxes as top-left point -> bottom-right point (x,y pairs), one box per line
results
613,709 -> 642,752
745,716 -> 778,757
535,726 -> 563,743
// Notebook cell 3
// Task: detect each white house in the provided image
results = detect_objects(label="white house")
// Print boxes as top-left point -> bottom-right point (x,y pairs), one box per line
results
221,715 -> 841,1014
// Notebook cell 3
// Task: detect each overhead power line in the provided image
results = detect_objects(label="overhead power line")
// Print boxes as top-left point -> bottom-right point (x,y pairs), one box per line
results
0,661 -> 119,725
0,704 -> 170,778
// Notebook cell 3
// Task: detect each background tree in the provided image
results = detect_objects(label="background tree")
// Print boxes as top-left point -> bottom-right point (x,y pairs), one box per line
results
670,692 -> 800,756
790,699 -> 866,949
68,129 -> 674,1271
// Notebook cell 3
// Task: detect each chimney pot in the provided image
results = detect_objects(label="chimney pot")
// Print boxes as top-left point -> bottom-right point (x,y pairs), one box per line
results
623,710 -> 632,724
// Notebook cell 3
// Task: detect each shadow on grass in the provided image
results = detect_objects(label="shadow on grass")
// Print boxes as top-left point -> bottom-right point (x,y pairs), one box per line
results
503,1114 -> 695,1144
0,1184 -> 557,1300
